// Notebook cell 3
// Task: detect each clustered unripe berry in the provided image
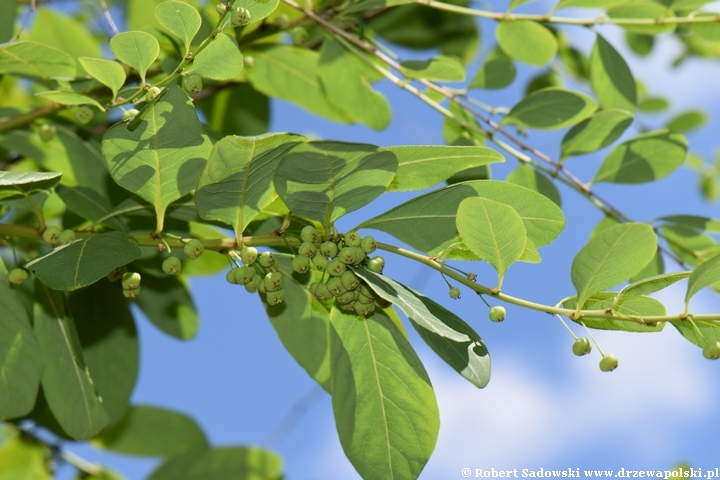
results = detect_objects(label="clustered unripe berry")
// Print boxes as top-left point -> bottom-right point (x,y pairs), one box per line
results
489,306 -> 506,322
226,248 -> 285,302
122,271 -> 141,298
162,256 -> 182,275
183,239 -> 204,259
231,6 -> 251,26
74,106 -> 94,125
39,124 -> 56,142
572,338 -> 592,356
8,268 -> 28,286
182,74 -> 203,94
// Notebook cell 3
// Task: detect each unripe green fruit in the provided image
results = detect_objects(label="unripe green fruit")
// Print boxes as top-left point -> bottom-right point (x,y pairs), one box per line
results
338,247 -> 356,265
449,287 -> 461,299
226,269 -> 238,284
337,290 -> 357,305
314,282 -> 333,300
42,226 -> 63,246
341,270 -> 360,291
162,256 -> 182,275
240,247 -> 258,265
344,232 -> 361,247
320,241 -> 338,258
354,301 -> 375,317
122,109 -> 139,121
352,247 -> 366,264
145,86 -> 162,102
358,284 -> 373,298
245,283 -> 258,293
298,241 -> 317,258
489,306 -> 506,322
326,277 -> 346,296
58,229 -> 75,244
264,272 -> 283,292
572,338 -> 592,356
256,277 -> 266,293
258,251 -> 275,269
182,74 -> 203,94
122,272 -> 141,290
357,293 -> 374,305
216,2 -> 228,14
309,282 -> 320,296
123,287 -> 140,299
326,258 -> 346,277
243,56 -> 255,68
183,239 -> 204,259
74,106 -> 94,125
340,301 -> 356,312
266,289 -> 285,305
39,124 -> 56,141
8,268 -> 28,286
291,26 -> 308,45
273,13 -> 290,28
251,274 -> 264,292
301,225 -> 318,243
292,254 -> 310,273
233,266 -> 255,285
367,256 -> 385,273
703,341 -> 720,360
360,235 -> 377,254
599,354 -> 618,372
312,255 -> 329,271
231,6 -> 251,26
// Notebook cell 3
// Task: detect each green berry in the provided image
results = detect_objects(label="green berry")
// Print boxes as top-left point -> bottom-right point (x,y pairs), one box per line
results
352,247 -> 366,265
344,232 -> 361,247
243,56 -> 255,68
266,289 -> 286,305
292,254 -> 310,273
354,301 -> 375,317
231,6 -> 251,26
367,256 -> 385,274
216,2 -> 228,14
358,284 -> 373,298
58,229 -> 75,244
312,255 -> 329,271
233,266 -> 255,285
145,86 -> 162,102
123,287 -> 140,299
340,301 -> 356,312
245,282 -> 258,293
291,26 -> 308,45
599,354 -> 618,372
8,268 -> 28,286
315,282 -> 333,300
489,306 -> 506,322
182,74 -> 203,94
258,251 -> 275,269
309,282 -> 320,296
320,241 -> 338,258
326,277 -> 346,296
298,241 -> 317,258
572,338 -> 592,356
74,106 -> 94,125
273,13 -> 290,28
122,109 -> 139,121
226,269 -> 238,284
183,239 -> 204,259
264,272 -> 283,292
338,247 -> 356,265
357,292 -> 374,304
703,341 -> 720,360
39,124 -> 56,141
326,258 -> 346,276
251,274 -> 264,292
301,225 -> 318,243
122,272 -> 141,290
162,256 -> 182,275
337,290 -> 357,305
449,287 -> 461,299
360,235 -> 377,254
341,270 -> 360,291
240,247 -> 258,265
42,226 -> 63,246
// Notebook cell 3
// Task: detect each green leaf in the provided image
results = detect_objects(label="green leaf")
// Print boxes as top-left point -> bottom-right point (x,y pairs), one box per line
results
674,319 -> 720,348
358,180 -> 564,259
443,101 -> 485,147
0,260 -> 42,420
261,255 -> 332,391
469,49 -> 516,90
353,268 -> 491,388
109,31 -> 160,83
457,197 -> 527,288
505,164 -> 561,206
557,0 -> 631,8
0,41 -> 76,81
630,250 -> 664,282
592,130 -> 687,184
102,85 -> 212,233
658,215 -> 720,233
0,426 -> 51,480
68,279 -> 138,427
667,110 -> 706,133
195,133 -> 305,240
496,21 -> 557,66
560,109 -> 633,159
637,97 -> 669,113
155,1 -> 201,55
274,141 -> 397,228
0,1 -> 17,43
330,307 -> 439,480
148,446 -> 282,480
318,36 -> 391,131
621,271 -> 690,297
608,2 -> 676,35
185,33 -> 243,81
400,55 -> 465,81
245,44 -> 351,123
662,226 -> 715,267
386,145 -> 504,191
25,232 -> 141,291
94,405 -> 208,457
625,32 -> 654,56
685,254 -> 720,308
35,91 -> 105,111
78,58 -> 127,99
502,88 -> 597,130
0,171 -> 62,201
233,0 -> 280,23
56,185 -> 127,232
34,282 -> 108,440
571,223 -> 657,309
590,34 -> 637,111
197,83 -> 269,137
563,293 -> 665,332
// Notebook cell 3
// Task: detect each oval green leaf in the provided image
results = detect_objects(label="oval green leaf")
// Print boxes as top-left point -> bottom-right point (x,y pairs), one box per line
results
78,57 -> 127,99
0,171 -> 62,201
505,164 -> 561,206
560,109 -> 633,159
469,50 -> 516,90
620,271 -> 690,297
685,254 -> 720,308
496,20 -> 557,66
35,91 -> 105,111
400,55 -> 465,82
667,110 -> 706,133
502,87 -> 597,130
590,34 -> 637,111
185,33 -> 243,81
148,446 -> 282,480
109,31 -> 160,83
155,1 -> 201,54
0,41 -> 76,81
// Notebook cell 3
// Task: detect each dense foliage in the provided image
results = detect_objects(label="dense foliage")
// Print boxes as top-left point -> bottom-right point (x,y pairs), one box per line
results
1,0 -> 720,478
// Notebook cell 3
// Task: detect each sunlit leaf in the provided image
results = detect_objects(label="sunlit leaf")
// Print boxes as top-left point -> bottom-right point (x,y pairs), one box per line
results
109,31 -> 160,84
155,1 -> 202,54
590,34 -> 636,111
505,164 -> 561,206
185,33 -> 243,80
78,58 -> 127,99
35,91 -> 105,111
0,41 -> 76,81
148,446 -> 282,480
496,21 -> 557,66
400,55 -> 465,82
686,254 -> 720,307
563,293 -> 665,332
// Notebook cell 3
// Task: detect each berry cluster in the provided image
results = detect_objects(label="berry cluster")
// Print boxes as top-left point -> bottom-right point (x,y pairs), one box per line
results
122,272 -> 141,298
226,246 -> 287,305
161,239 -> 205,277
42,226 -> 75,247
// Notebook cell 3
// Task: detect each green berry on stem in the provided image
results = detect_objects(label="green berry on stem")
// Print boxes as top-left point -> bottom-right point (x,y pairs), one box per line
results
226,269 -> 238,284
183,239 -> 204,259
449,287 -> 461,299
338,247 -> 356,265
337,290 -> 357,305
251,274 -> 264,292
74,106 -> 94,125
122,272 -> 141,290
233,266 -> 255,285
357,292 -> 374,304
8,268 -> 28,286
354,301 -> 375,317
231,6 -> 251,26
292,254 -> 310,273
352,247 -> 366,264
145,86 -> 162,102
341,270 -> 360,291
298,241 -> 317,258
320,241 -> 338,258
326,258 -> 346,276
703,341 -> 720,360
122,109 -> 139,121
367,256 -> 385,273
309,282 -> 320,296
326,277 -> 346,296
258,251 -> 275,269
42,226 -> 63,246
291,26 -> 308,45
266,289 -> 286,305
243,56 -> 255,68
123,287 -> 140,299
39,124 -> 56,141
360,235 -> 377,254
182,74 -> 203,94
599,354 -> 618,372
163,256 -> 182,275
58,229 -> 75,244
489,306 -> 506,322
572,338 -> 592,356
264,272 -> 283,292
240,246 -> 258,265
301,225 -> 318,243
273,13 -> 290,28
315,283 -> 333,300
344,232 -> 361,247
312,255 -> 329,271
216,2 -> 228,15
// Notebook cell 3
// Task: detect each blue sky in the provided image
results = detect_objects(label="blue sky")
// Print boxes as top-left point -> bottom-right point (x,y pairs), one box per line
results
42,5 -> 720,480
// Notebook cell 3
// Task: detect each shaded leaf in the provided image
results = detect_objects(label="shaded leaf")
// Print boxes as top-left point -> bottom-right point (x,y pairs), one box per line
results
496,21 -> 557,66
590,34 -> 636,111
469,49 -> 516,90
197,83 -> 269,137
561,109 -> 633,159
667,111 -> 706,133
0,1 -> 17,43
502,88 -> 597,130
148,446 -> 282,480
185,33 -> 243,80
505,164 -> 561,206
630,250 -> 664,282
608,2 -> 676,35
233,0 -> 281,23
55,185 -> 127,232
400,55 -> 465,82
0,426 -> 51,480
686,254 -> 720,307
637,97 -> 669,113
0,41 -> 76,81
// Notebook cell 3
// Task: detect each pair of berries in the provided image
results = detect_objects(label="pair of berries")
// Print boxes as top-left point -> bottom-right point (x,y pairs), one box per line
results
572,338 -> 618,372
42,227 -> 75,247
226,248 -> 286,305
122,272 -> 141,299
161,239 -> 204,276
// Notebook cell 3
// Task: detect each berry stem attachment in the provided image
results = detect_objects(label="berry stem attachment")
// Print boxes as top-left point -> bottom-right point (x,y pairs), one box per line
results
554,314 -> 579,341
581,321 -> 606,357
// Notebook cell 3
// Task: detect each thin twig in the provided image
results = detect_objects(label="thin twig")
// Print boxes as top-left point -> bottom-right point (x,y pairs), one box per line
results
99,0 -> 120,35
261,385 -> 326,447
